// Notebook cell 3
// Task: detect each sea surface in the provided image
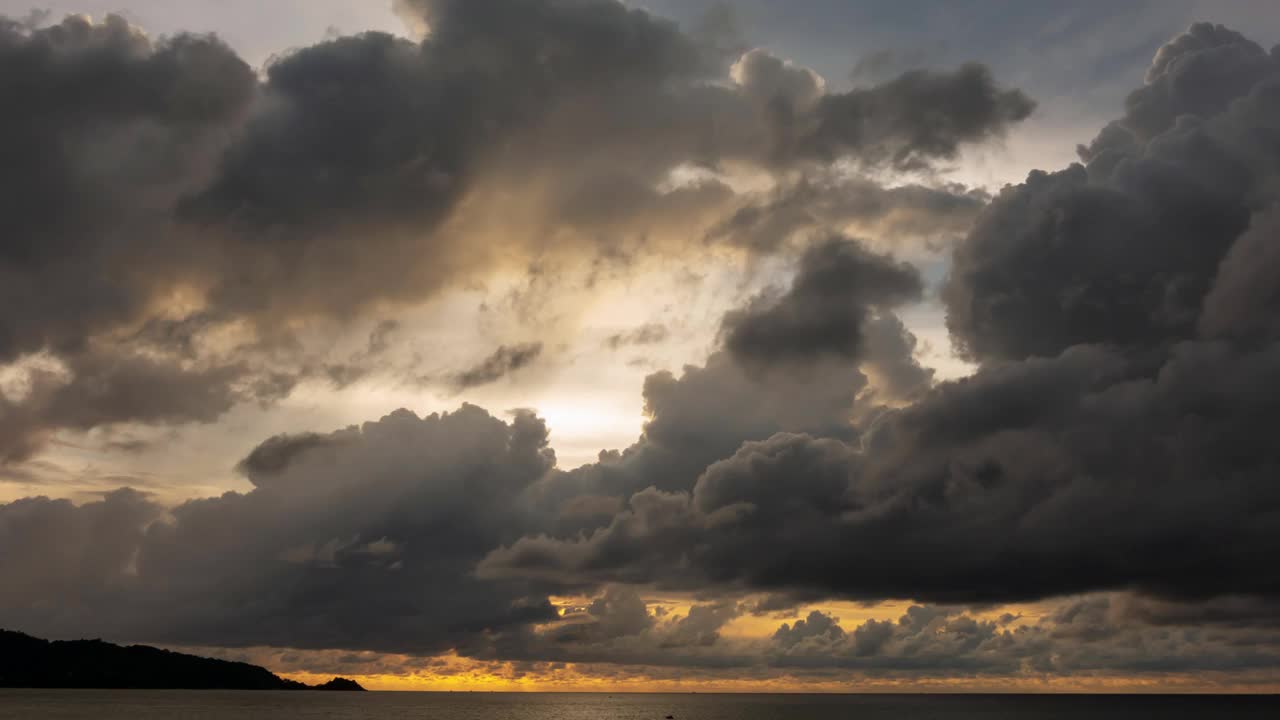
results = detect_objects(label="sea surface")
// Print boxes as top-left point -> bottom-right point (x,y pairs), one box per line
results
1,690 -> 1277,719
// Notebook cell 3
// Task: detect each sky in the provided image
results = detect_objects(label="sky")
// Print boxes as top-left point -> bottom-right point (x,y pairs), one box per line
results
2,0 -> 1280,693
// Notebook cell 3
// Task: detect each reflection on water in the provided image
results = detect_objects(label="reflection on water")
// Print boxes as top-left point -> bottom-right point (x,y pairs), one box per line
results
1,690 -> 1277,720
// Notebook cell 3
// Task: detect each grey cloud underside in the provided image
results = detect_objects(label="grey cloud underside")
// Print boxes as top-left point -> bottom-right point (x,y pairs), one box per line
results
8,467 -> 1276,677
202,592 -> 1280,680
3,407 -> 562,655
0,350 -> 246,462
0,298 -> 907,657
709,175 -> 990,253
4,6 -> 1280,679
0,0 -> 1028,461
0,15 -> 255,364
720,237 -> 925,374
760,600 -> 1280,676
0,15 -> 256,461
450,343 -> 545,390
466,591 -> 1280,675
480,23 -> 1280,607
948,22 -> 1280,363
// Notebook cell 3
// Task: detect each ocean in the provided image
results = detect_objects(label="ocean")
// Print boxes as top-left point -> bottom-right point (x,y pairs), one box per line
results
1,691 -> 1278,719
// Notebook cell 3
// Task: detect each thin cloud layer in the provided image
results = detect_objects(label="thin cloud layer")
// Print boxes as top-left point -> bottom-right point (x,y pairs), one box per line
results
452,343 -> 545,390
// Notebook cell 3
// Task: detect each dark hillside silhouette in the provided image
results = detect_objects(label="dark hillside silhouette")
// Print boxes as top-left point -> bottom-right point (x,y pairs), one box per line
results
0,630 -> 364,691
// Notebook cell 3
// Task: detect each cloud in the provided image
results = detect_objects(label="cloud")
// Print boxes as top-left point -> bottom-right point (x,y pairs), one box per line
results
0,14 -> 255,365
1199,206 -> 1280,341
235,431 -> 358,487
801,62 -> 1035,171
728,48 -> 1034,170
859,312 -> 935,403
0,249 -> 907,654
605,324 -> 669,350
0,489 -> 161,612
772,610 -> 845,650
479,23 -> 1280,609
731,47 -> 825,114
0,351 -> 245,462
709,175 -> 989,253
0,2 -> 1032,462
452,343 -> 544,390
946,23 -> 1276,363
2,405 -> 560,653
720,237 -> 923,371
17,3 -> 1280,687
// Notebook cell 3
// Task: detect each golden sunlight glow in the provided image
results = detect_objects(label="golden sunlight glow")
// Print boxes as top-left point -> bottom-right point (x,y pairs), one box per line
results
278,657 -> 1280,694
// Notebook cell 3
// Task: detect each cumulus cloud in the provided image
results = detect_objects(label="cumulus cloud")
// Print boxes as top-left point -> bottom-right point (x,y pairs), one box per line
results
720,237 -> 924,374
801,62 -> 1035,171
3,405 -> 560,653
479,22 -> 1280,611
758,598 -> 1280,675
946,23 -> 1278,363
0,351 -> 245,462
0,1 -> 1031,462
0,243 -> 911,654
0,13 -> 255,365
8,5 -> 1280,687
859,312 -> 935,403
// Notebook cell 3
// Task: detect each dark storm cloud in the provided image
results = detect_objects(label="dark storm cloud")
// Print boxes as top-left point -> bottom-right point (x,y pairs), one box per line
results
0,13 -> 261,462
180,0 -> 715,317
235,431 -> 358,487
709,175 -> 989,253
859,312 -> 934,403
481,341 -> 1280,603
19,2 -> 1280,683
527,245 -> 925,518
511,335 -> 885,574
3,34 -> 966,647
0,0 -> 1032,463
1199,206 -> 1280,341
0,351 -> 244,462
0,489 -> 161,610
802,63 -> 1035,171
6,370 -> 1280,676
946,22 -> 1277,363
463,584 -> 757,669
5,240 -> 915,655
1115,594 -> 1280,629
0,14 -> 255,364
562,348 -> 870,495
479,23 -> 1280,609
760,599 -> 1280,675
721,237 -> 923,370
2,406 -> 560,653
481,591 -> 1280,677
729,47 -> 1034,170
452,343 -> 544,390
1118,21 -> 1276,143
425,592 -> 1280,677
